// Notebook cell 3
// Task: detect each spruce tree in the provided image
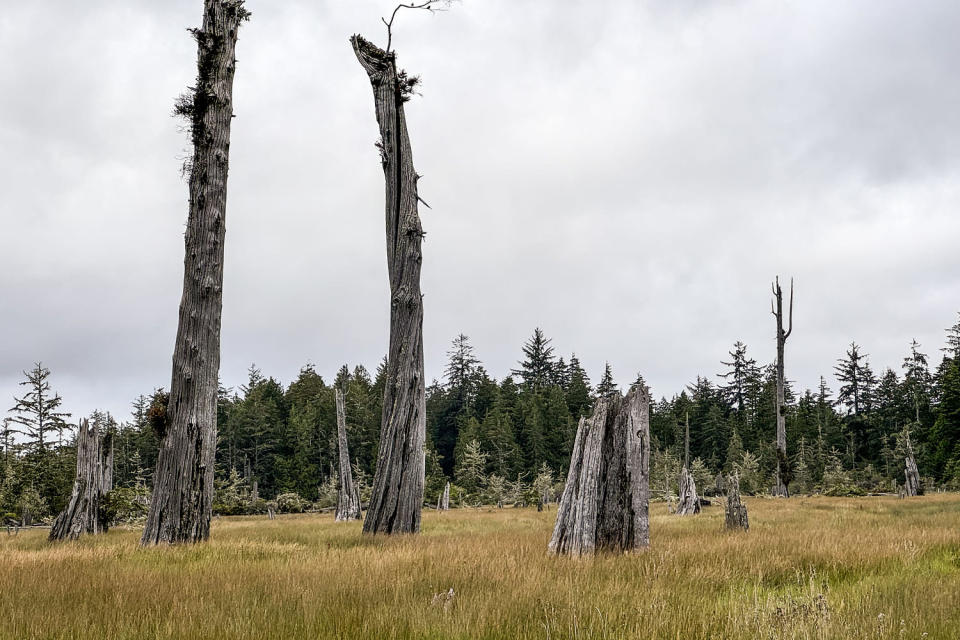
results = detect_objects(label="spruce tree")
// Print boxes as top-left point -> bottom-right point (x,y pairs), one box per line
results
8,363 -> 71,454
512,328 -> 556,391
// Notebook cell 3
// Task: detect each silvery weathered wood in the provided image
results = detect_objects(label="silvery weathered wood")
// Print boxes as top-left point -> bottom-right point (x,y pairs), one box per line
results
50,419 -> 114,541
440,482 -> 450,511
549,385 -> 650,556
676,466 -> 701,516
676,412 -> 700,516
142,0 -> 249,546
904,436 -> 922,497
352,34 -> 427,535
335,389 -> 362,521
724,473 -> 749,530
771,277 -> 793,497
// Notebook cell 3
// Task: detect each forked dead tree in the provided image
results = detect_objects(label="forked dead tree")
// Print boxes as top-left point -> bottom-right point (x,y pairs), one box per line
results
724,473 -> 749,530
676,412 -> 700,516
335,389 -> 362,521
549,385 -> 650,556
50,419 -> 114,541
352,31 -> 429,535
904,432 -> 922,497
141,0 -> 250,545
771,276 -> 793,497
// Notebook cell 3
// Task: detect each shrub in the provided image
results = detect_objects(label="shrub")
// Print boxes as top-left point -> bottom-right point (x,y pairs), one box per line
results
102,487 -> 151,524
275,492 -> 307,513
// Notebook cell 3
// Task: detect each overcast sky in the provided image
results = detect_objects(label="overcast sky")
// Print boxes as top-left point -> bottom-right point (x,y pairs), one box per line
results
2,0 -> 959,424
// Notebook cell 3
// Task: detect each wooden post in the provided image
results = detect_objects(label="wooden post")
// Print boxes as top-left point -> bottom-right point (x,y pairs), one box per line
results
904,432 -> 922,497
724,473 -> 749,530
771,276 -> 793,498
335,389 -> 362,521
352,34 -> 427,535
141,0 -> 250,545
50,419 -> 114,541
549,385 -> 650,556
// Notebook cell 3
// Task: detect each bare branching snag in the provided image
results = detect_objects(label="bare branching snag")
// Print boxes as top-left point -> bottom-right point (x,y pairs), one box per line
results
724,473 -> 749,531
335,389 -> 362,521
142,0 -> 249,545
549,385 -> 650,556
771,276 -> 793,498
50,419 -> 113,541
676,412 -> 700,516
352,34 -> 428,535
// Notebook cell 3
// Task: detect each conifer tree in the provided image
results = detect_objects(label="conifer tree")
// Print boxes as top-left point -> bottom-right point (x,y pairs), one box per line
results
512,328 -> 556,392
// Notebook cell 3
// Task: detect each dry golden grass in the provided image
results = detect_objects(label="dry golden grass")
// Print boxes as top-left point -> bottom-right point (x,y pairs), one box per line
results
1,495 -> 959,639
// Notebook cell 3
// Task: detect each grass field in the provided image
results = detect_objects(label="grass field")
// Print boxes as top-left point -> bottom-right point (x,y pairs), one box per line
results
1,495 -> 959,639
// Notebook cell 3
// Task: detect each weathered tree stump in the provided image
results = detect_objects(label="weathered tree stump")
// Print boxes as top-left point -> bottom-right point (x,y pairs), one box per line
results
334,389 -> 362,521
676,467 -> 701,516
50,419 -> 114,541
676,413 -> 700,516
549,385 -> 650,556
440,482 -> 450,511
724,473 -> 749,530
904,456 -> 921,497
141,0 -> 250,546
352,34 -> 427,536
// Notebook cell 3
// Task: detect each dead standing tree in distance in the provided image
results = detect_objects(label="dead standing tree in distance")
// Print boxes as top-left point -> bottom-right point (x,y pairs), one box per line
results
50,419 -> 114,541
549,385 -> 650,556
335,389 -> 362,521
352,2 -> 450,535
771,276 -> 793,498
724,473 -> 749,531
440,482 -> 450,511
141,0 -> 250,545
904,431 -> 922,497
676,412 -> 700,516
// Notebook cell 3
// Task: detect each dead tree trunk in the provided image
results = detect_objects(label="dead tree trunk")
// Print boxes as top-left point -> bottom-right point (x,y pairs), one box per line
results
440,482 -> 450,511
549,385 -> 650,556
904,433 -> 922,496
352,35 -> 427,535
724,473 -> 749,530
771,276 -> 793,498
50,419 -> 114,541
676,412 -> 700,515
335,389 -> 362,521
141,0 -> 249,546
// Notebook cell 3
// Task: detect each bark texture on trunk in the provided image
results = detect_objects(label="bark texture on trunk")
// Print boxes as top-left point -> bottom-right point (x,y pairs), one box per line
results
724,473 -> 749,530
352,35 -> 427,535
549,385 -> 650,556
335,389 -> 362,521
50,419 -> 114,541
142,0 -> 248,546
771,277 -> 793,498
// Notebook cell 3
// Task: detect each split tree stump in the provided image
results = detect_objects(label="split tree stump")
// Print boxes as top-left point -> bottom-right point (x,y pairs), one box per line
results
334,389 -> 362,521
549,385 -> 650,556
50,419 -> 114,541
724,473 -> 749,531
676,466 -> 701,516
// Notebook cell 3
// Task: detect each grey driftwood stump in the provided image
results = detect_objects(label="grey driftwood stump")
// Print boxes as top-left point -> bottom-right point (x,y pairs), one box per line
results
50,419 -> 114,541
676,412 -> 700,516
549,385 -> 650,556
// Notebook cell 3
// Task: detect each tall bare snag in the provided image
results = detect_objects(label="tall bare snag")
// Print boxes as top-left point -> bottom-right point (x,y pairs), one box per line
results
142,0 -> 249,545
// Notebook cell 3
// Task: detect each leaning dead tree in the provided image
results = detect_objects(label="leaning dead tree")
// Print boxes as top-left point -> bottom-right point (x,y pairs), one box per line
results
771,276 -> 793,497
141,0 -> 250,545
50,419 -> 114,541
335,389 -> 362,521
904,432 -> 922,497
724,473 -> 749,531
676,412 -> 700,516
549,385 -> 650,556
352,24 -> 433,534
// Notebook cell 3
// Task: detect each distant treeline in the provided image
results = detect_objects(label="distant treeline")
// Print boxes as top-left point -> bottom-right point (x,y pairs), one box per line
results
3,313 -> 960,521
